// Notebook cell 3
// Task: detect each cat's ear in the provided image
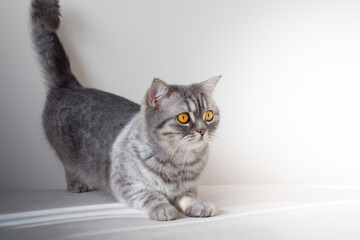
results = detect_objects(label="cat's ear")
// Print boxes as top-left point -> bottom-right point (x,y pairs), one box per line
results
148,78 -> 170,107
200,75 -> 221,95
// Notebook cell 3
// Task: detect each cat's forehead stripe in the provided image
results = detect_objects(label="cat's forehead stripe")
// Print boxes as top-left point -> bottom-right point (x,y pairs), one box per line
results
185,99 -> 196,112
193,94 -> 205,112
200,93 -> 208,110
184,93 -> 209,114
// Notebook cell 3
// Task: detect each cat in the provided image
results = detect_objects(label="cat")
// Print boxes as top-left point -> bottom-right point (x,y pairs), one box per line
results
31,0 -> 220,221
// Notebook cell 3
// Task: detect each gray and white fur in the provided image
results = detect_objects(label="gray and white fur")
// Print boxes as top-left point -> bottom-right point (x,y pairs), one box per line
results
31,0 -> 220,221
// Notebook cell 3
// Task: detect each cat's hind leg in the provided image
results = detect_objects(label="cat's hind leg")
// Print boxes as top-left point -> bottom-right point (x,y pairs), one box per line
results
65,168 -> 95,193
67,182 -> 92,193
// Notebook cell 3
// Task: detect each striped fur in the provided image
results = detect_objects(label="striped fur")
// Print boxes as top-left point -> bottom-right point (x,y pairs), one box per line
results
109,81 -> 220,220
31,0 -> 220,221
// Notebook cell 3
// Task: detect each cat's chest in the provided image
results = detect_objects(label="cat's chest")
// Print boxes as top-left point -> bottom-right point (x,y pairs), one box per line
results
140,155 -> 205,198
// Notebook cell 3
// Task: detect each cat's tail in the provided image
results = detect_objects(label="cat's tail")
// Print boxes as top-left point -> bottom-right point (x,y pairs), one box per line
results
31,0 -> 81,89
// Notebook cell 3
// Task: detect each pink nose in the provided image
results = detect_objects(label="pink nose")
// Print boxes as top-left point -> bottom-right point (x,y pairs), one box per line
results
196,129 -> 206,136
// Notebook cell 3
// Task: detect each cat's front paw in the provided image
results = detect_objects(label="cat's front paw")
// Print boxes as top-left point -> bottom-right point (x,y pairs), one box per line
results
148,202 -> 178,221
184,201 -> 217,217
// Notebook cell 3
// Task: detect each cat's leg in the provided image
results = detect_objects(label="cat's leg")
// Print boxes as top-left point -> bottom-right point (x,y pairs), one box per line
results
174,192 -> 217,217
65,168 -> 95,193
113,182 -> 178,221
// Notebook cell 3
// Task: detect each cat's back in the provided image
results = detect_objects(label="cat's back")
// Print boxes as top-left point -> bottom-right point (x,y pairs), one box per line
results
45,87 -> 140,119
43,87 -> 140,162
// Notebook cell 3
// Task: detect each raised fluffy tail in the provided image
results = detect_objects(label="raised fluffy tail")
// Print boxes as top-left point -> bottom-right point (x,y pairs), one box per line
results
31,0 -> 81,88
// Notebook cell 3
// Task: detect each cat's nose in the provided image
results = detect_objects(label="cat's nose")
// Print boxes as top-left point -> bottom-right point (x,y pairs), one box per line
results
196,129 -> 206,136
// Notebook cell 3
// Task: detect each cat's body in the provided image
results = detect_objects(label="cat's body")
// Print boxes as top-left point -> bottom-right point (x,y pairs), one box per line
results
31,0 -> 220,221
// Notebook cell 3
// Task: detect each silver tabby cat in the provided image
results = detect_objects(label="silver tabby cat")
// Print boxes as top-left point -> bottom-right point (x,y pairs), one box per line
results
31,0 -> 220,221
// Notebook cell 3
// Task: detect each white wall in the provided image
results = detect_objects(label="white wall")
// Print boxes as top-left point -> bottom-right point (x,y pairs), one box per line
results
1,0 -> 360,190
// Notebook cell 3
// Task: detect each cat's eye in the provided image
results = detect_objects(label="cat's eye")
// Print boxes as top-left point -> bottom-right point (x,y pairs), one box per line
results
177,112 -> 190,124
205,110 -> 213,122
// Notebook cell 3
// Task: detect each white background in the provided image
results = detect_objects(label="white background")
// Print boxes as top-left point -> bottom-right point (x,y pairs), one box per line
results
1,0 -> 359,190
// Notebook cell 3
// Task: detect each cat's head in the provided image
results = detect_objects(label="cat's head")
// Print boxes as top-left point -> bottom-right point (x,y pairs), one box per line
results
142,76 -> 220,154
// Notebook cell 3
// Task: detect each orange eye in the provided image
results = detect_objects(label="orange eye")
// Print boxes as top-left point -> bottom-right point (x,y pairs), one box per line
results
177,112 -> 190,124
205,110 -> 213,122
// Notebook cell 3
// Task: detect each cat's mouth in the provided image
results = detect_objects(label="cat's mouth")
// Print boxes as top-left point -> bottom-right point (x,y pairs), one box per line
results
177,133 -> 209,150
192,134 -> 208,145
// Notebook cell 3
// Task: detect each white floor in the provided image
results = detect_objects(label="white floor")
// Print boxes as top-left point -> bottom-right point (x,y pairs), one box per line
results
1,185 -> 360,240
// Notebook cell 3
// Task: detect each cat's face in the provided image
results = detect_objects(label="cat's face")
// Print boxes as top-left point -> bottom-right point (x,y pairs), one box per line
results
143,77 -> 220,154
